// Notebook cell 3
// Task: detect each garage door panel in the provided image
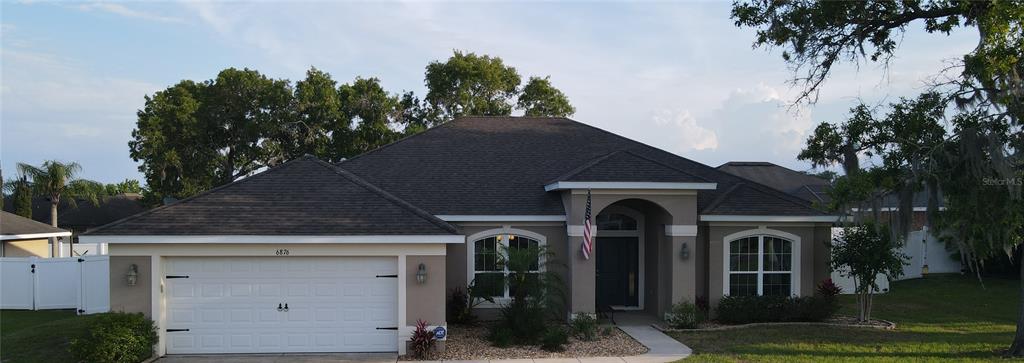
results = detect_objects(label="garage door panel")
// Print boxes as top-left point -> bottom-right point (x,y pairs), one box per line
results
165,257 -> 397,354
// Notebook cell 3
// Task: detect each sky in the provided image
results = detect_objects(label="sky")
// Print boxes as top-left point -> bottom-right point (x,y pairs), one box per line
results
0,1 -> 979,185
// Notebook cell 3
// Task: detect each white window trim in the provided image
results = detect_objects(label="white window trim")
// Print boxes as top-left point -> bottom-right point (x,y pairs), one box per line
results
545,181 -> 717,191
466,226 -> 548,307
722,228 -> 801,297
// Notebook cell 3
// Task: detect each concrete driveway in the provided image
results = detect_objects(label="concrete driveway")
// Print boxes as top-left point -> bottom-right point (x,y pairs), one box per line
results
155,353 -> 398,363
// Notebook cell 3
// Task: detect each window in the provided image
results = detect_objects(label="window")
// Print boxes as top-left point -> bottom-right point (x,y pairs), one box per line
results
597,213 -> 638,231
473,234 -> 541,299
727,235 -> 794,297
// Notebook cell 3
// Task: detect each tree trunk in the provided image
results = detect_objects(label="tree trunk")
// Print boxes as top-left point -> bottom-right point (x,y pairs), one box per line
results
1007,257 -> 1024,356
49,201 -> 59,258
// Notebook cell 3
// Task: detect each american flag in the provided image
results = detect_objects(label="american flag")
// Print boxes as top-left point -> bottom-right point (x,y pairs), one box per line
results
582,189 -> 593,259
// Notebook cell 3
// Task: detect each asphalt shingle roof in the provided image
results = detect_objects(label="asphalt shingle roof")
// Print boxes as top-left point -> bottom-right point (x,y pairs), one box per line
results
84,156 -> 458,236
339,117 -> 830,217
717,161 -> 833,204
549,151 -> 710,184
2,211 -> 69,237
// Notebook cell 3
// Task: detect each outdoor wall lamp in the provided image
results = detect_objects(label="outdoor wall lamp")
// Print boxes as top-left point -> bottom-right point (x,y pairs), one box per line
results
416,263 -> 427,284
679,242 -> 690,260
126,264 -> 139,287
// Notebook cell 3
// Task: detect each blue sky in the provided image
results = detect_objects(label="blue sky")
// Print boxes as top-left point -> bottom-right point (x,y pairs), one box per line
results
1,1 -> 978,184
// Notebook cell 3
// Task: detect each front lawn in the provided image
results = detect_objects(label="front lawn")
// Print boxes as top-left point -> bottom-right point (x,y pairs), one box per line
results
671,274 -> 1019,362
1,309 -> 97,363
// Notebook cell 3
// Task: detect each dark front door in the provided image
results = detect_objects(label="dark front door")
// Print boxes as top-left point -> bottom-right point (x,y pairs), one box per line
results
595,236 -> 639,308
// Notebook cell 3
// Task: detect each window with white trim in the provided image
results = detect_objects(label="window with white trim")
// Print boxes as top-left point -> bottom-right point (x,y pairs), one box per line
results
727,235 -> 793,296
473,234 -> 541,299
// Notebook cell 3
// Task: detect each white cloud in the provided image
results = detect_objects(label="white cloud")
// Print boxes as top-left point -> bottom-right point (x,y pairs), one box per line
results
75,2 -> 183,23
653,110 -> 719,151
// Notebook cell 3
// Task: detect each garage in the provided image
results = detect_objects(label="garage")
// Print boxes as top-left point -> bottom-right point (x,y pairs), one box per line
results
164,256 -> 398,354
82,157 -> 461,357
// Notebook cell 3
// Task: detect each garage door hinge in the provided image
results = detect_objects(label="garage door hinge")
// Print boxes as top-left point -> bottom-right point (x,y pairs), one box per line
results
166,329 -> 190,332
376,327 -> 398,330
375,274 -> 398,278
165,275 -> 190,279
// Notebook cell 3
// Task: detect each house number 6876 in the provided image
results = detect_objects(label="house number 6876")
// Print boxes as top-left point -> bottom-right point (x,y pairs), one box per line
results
275,249 -> 290,256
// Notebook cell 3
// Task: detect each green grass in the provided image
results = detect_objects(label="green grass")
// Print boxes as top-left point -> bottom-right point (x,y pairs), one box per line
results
1,309 -> 98,363
671,274 -> 1020,362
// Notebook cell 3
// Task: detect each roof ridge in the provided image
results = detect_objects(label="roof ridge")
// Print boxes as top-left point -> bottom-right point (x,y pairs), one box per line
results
546,151 -> 621,184
339,118 -> 467,165
702,183 -> 743,213
311,159 -> 460,234
548,150 -> 712,184
84,158 -> 309,235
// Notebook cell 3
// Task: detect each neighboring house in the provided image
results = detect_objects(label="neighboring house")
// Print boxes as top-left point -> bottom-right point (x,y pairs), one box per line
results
81,117 -> 838,356
717,161 -> 961,285
2,194 -> 147,256
1,211 -> 71,257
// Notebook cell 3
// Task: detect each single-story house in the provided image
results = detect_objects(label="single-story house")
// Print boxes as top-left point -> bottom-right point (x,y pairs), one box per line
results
81,117 -> 838,356
1,211 -> 72,257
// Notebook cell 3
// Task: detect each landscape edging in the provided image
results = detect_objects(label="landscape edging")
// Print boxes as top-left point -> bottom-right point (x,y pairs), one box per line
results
653,318 -> 897,332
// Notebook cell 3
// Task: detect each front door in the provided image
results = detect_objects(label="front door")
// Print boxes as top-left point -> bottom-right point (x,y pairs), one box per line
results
595,236 -> 639,308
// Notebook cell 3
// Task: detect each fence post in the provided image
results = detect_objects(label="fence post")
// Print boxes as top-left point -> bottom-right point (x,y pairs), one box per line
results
29,256 -> 38,311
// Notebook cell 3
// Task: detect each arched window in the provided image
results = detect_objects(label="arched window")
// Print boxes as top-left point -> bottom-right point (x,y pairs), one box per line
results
597,213 -> 638,231
726,233 -> 797,297
471,233 -> 542,299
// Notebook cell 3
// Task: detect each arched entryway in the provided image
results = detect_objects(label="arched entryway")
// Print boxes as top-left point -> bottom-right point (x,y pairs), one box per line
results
592,198 -> 673,314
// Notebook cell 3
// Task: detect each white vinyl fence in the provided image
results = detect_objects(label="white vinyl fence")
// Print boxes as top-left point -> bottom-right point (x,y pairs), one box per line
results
0,256 -> 110,314
830,226 -> 963,294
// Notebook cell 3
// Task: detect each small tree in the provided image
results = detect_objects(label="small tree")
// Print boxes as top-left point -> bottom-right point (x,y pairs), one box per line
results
3,175 -> 34,218
830,223 -> 908,322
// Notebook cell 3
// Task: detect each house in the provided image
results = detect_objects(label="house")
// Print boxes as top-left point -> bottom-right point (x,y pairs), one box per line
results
717,161 -> 961,285
3,194 -> 147,256
81,117 -> 838,356
1,211 -> 72,257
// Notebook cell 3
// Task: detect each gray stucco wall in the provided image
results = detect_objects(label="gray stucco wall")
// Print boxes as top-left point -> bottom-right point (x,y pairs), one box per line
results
406,255 -> 446,326
707,223 -> 832,306
109,255 -> 152,318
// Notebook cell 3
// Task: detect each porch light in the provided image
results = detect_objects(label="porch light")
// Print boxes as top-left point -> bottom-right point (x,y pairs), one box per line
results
416,263 -> 427,284
126,264 -> 139,287
679,242 -> 690,260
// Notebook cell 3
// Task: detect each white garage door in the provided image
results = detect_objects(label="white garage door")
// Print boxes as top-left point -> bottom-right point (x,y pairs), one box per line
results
164,256 -> 398,354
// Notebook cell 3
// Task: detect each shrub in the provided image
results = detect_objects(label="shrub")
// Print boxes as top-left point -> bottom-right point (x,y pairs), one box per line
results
70,312 -> 157,363
540,326 -> 569,352
448,287 -> 472,324
491,298 -> 548,345
715,295 -> 838,324
570,313 -> 599,341
817,278 -> 843,298
601,326 -> 615,337
487,326 -> 514,348
408,319 -> 437,359
664,300 -> 705,329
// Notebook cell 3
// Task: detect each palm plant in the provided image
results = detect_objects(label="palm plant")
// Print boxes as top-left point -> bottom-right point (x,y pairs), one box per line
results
487,242 -> 566,346
16,161 -> 103,256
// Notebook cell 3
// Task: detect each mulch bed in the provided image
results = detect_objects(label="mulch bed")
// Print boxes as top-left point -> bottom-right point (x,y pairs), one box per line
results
401,324 -> 648,360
